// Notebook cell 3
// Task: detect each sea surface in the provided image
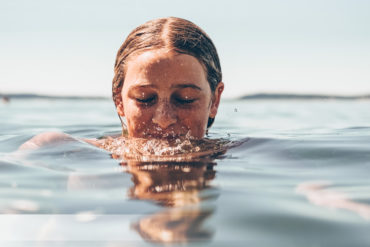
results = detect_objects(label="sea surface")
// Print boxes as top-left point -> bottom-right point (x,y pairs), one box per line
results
1,98 -> 370,246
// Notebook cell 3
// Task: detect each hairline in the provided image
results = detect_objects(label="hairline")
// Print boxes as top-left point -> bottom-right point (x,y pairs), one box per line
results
121,48 -> 212,92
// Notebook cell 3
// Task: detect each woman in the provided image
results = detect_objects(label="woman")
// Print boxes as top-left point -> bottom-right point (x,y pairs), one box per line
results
112,17 -> 223,139
20,17 -> 225,158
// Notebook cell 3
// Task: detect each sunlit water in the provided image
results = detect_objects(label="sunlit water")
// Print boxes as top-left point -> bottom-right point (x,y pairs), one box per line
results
1,99 -> 370,246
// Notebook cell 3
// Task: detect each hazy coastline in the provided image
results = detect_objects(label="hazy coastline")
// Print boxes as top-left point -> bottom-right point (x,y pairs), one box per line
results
238,93 -> 370,100
2,93 -> 370,101
0,94 -> 108,100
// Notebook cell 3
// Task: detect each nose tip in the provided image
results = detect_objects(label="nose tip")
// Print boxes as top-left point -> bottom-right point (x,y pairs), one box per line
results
152,103 -> 177,129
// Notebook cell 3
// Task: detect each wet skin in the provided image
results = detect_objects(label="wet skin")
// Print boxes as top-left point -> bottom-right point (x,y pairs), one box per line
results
18,50 -> 223,150
116,49 -> 224,139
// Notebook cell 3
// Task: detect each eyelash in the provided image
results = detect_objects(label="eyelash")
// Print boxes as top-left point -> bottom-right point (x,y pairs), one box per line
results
136,96 -> 156,106
136,97 -> 155,103
174,97 -> 196,104
135,96 -> 196,106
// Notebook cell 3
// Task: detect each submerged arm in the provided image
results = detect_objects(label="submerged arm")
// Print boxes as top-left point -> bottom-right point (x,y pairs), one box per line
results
18,132 -> 76,151
18,132 -> 102,151
296,181 -> 370,220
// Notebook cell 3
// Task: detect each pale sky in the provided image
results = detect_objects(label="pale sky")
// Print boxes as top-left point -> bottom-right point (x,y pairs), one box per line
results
1,0 -> 369,98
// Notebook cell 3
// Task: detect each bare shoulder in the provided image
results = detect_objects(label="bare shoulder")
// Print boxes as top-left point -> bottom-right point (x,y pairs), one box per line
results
18,131 -> 107,151
18,132 -> 76,150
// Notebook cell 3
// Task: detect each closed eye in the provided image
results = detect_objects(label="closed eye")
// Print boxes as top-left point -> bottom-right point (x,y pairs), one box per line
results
136,96 -> 156,105
137,98 -> 153,103
174,97 -> 197,104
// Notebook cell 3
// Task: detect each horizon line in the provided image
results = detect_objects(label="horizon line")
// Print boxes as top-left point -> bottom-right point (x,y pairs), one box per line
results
2,92 -> 370,100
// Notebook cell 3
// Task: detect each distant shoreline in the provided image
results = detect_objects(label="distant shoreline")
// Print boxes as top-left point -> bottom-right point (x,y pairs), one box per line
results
238,93 -> 370,100
0,94 -> 109,100
1,93 -> 370,101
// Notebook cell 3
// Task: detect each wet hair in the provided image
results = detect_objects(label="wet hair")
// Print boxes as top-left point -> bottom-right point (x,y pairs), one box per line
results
112,17 -> 222,128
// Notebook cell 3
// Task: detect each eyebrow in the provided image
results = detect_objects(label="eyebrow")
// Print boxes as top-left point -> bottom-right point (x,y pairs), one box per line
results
130,83 -> 202,90
129,84 -> 159,90
171,84 -> 202,90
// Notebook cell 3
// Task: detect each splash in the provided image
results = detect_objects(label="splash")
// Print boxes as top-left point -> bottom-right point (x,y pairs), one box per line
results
100,136 -> 237,162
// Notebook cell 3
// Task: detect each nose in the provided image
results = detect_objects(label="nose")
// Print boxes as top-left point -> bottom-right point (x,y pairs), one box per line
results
152,100 -> 177,129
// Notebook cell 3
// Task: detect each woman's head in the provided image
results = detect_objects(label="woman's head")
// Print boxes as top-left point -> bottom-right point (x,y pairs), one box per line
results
112,17 -> 224,139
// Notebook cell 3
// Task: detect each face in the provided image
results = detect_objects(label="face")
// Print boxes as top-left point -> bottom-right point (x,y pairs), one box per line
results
116,49 -> 224,139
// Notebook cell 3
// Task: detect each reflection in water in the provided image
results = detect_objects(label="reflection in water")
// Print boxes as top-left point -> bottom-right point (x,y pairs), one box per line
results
132,207 -> 214,243
122,161 -> 218,243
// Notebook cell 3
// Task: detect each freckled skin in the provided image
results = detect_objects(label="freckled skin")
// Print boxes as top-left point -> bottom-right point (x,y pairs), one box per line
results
116,49 -> 224,139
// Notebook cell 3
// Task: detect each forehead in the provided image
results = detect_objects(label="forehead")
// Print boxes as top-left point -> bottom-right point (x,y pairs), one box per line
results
124,49 -> 208,88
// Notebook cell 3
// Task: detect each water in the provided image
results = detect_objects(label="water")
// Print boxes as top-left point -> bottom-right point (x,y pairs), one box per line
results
1,98 -> 370,246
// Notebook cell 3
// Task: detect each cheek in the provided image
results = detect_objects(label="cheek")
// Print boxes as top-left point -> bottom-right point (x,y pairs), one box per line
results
178,105 -> 210,134
124,103 -> 153,133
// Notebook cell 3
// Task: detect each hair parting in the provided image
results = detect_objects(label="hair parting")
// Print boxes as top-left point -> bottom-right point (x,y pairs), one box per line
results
112,17 -> 222,129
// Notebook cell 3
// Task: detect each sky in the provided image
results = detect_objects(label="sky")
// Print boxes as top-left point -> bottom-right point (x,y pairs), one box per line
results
1,0 -> 369,98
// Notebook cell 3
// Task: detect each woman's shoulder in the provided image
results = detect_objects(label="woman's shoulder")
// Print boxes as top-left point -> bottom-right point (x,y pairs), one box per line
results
18,132 -> 73,150
18,132 -> 105,150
